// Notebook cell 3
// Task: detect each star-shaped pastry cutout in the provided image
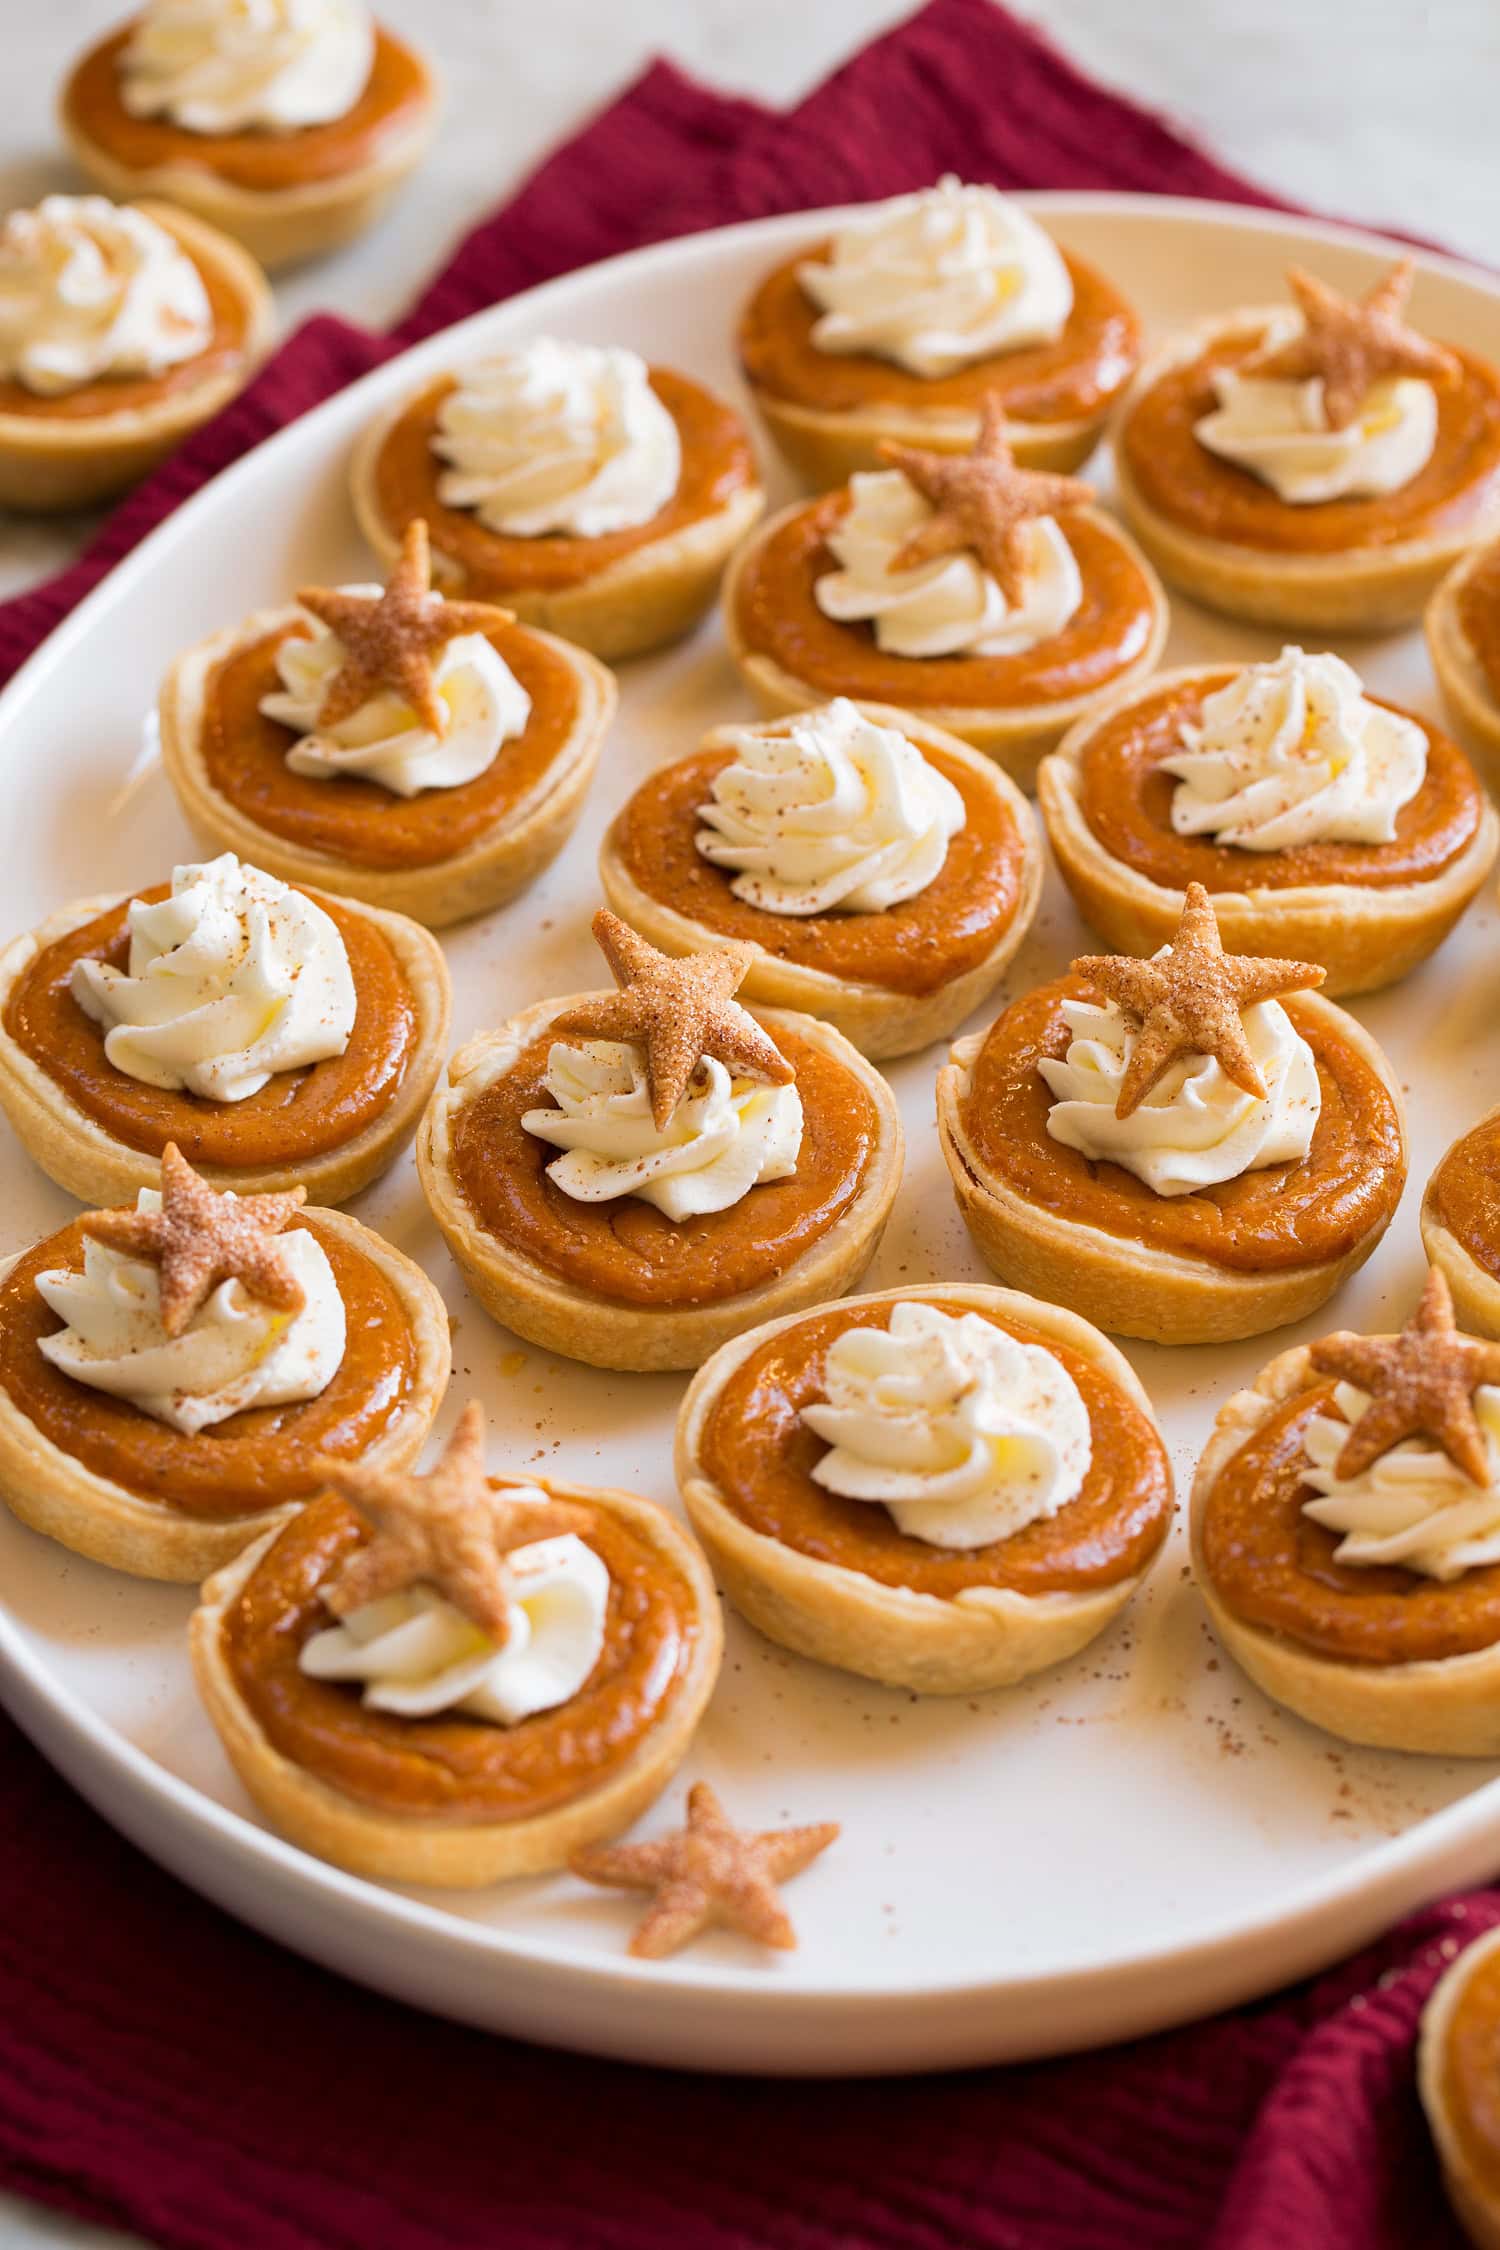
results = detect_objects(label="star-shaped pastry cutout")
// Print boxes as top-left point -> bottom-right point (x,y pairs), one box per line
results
317,1402 -> 588,1644
296,518 -> 512,740
1244,261 -> 1458,430
1309,1268 -> 1500,1487
1072,883 -> 1325,1121
569,1781 -> 839,1959
877,394 -> 1093,604
550,909 -> 794,1132
82,1142 -> 306,1339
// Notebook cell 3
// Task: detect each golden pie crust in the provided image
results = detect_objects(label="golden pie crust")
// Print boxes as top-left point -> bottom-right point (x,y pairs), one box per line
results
675,1282 -> 1173,1694
190,1474 -> 723,1886
0,201 -> 272,513
1420,1925 -> 1500,2250
1427,542 -> 1500,783
1039,665 -> 1499,996
1423,1112 -> 1500,1341
596,703 -> 1043,1059
0,1204 -> 450,1581
159,602 -> 616,928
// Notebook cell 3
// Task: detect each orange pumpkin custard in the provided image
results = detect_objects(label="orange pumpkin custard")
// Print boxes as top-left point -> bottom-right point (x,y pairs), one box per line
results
1427,536 -> 1500,780
1421,1924 -> 1500,2250
1423,1110 -> 1500,1340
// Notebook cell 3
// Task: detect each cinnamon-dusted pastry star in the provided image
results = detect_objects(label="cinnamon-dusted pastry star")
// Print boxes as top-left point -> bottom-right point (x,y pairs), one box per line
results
877,398 -> 1094,600
418,910 -> 902,1373
0,1152 -> 449,1580
1423,1106 -> 1500,1341
1420,1924 -> 1500,2250
1194,1270 -> 1500,1754
158,521 -> 614,928
190,1403 -> 723,1886
571,1781 -> 839,1959
937,887 -> 1406,1344
1115,259 -> 1500,630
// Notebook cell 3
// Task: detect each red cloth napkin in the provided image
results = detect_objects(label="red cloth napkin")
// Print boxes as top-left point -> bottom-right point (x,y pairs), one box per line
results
0,5 -> 1486,2245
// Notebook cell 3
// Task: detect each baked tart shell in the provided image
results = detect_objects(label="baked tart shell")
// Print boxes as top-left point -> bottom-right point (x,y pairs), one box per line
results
1419,1926 -> 1500,2250
1427,545 -> 1500,785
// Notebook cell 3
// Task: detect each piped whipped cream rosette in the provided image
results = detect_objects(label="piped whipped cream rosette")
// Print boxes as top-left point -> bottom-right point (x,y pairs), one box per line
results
1300,1379 -> 1500,1582
120,0 -> 376,135
0,196 -> 212,398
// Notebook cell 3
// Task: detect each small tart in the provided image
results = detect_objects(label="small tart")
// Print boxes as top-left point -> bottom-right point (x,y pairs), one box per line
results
1039,665 -> 1497,996
937,979 -> 1407,1345
60,19 -> 439,269
1426,539 -> 1500,783
0,881 -> 450,1206
738,240 -> 1141,487
0,200 -> 271,514
1115,307 -> 1500,632
597,702 -> 1043,1059
675,1283 -> 1173,1694
1420,1924 -> 1500,2250
723,492 -> 1168,787
0,1203 -> 449,1581
350,366 -> 765,663
418,998 -> 903,1374
1423,1111 -> 1500,1339
190,1474 -> 722,1885
159,600 -> 615,929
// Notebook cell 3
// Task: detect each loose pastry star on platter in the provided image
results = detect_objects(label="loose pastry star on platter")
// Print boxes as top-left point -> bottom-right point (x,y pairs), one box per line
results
158,518 -> 616,928
936,883 -> 1407,1344
190,1400 -> 723,1886
597,695 -> 1043,1059
1420,1923 -> 1500,2250
350,334 -> 764,663
417,908 -> 902,1374
675,1282 -> 1173,1694
0,1143 -> 449,1580
1038,644 -> 1497,994
723,396 -> 1168,785
1113,258 -> 1500,631
1193,1269 -> 1500,1754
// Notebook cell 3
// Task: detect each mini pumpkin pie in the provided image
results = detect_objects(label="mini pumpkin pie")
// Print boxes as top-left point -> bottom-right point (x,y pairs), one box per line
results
1420,1923 -> 1500,2250
936,885 -> 1407,1345
1193,1268 -> 1500,1754
724,398 -> 1168,786
597,696 -> 1042,1060
1115,259 -> 1500,632
60,0 -> 438,269
1039,645 -> 1498,996
418,909 -> 902,1374
737,176 -> 1141,487
1423,1111 -> 1500,1341
1426,535 -> 1500,781
0,1143 -> 449,1581
0,193 -> 270,513
351,335 -> 764,664
159,519 -> 615,929
0,851 -> 449,1208
190,1400 -> 722,1886
676,1283 -> 1172,1694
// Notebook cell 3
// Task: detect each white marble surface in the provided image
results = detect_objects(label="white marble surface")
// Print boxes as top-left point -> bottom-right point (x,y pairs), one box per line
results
0,0 -> 1493,2239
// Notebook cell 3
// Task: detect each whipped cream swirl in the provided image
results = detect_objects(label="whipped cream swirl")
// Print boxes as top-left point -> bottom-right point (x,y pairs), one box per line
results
523,1039 -> 802,1220
1162,648 -> 1428,852
0,197 -> 212,399
797,177 -> 1074,378
1039,989 -> 1320,1197
121,0 -> 375,134
695,699 -> 965,915
73,854 -> 356,1103
36,1188 -> 343,1435
1195,320 -> 1437,503
802,1301 -> 1091,1550
815,468 -> 1082,659
1301,1381 -> 1500,1581
432,340 -> 681,539
260,596 -> 532,796
300,1529 -> 609,1723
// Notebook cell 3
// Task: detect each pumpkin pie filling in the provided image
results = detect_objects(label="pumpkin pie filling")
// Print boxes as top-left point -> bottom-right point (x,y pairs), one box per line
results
63,24 -> 432,192
612,745 -> 1027,997
0,246 -> 252,423
1428,1120 -> 1500,1281
1120,325 -> 1500,553
370,370 -> 757,597
738,245 -> 1140,424
1437,1943 -> 1500,2198
734,494 -> 1158,707
1457,544 -> 1500,704
701,1296 -> 1171,1596
223,1488 -> 703,1821
1075,674 -> 1486,892
956,978 -> 1404,1274
451,1023 -> 881,1308
4,886 -> 421,1165
201,619 -> 585,870
0,1216 -> 416,1517
1199,1382 -> 1500,1664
